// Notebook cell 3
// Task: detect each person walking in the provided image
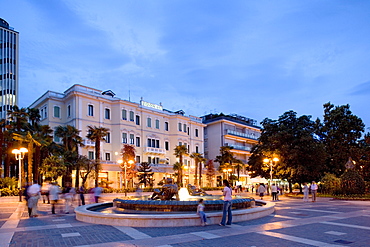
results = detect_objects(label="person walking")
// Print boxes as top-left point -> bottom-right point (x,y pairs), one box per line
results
27,181 -> 41,218
93,184 -> 103,203
219,179 -> 232,226
303,182 -> 309,202
62,182 -> 74,214
79,185 -> 86,206
197,199 -> 207,226
310,181 -> 318,202
271,183 -> 278,201
49,182 -> 61,214
257,183 -> 266,200
41,181 -> 51,204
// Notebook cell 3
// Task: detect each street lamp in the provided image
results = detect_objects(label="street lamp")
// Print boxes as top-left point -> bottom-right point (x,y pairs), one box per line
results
118,159 -> 134,197
263,157 -> 279,191
223,168 -> 232,180
12,148 -> 28,189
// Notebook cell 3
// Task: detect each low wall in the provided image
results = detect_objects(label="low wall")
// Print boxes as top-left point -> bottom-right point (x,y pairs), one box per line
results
75,200 -> 275,227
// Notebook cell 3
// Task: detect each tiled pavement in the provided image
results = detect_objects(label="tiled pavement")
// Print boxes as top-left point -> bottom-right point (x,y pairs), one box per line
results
1,194 -> 370,246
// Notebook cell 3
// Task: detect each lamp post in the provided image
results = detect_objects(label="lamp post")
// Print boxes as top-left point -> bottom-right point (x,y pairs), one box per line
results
12,148 -> 28,188
263,157 -> 279,192
118,159 -> 134,197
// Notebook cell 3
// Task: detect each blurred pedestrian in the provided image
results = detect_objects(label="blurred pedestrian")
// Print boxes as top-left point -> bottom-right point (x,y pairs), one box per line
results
27,181 -> 41,218
41,181 -> 51,204
78,185 -> 86,206
257,183 -> 266,200
62,182 -> 75,214
271,183 -> 278,201
93,184 -> 103,203
49,182 -> 61,214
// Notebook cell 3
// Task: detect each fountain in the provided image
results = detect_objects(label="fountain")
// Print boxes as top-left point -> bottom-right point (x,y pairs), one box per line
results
75,179 -> 275,227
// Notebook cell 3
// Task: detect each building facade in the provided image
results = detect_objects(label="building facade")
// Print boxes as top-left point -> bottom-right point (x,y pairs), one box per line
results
202,113 -> 261,185
29,84 -> 205,188
0,18 -> 19,119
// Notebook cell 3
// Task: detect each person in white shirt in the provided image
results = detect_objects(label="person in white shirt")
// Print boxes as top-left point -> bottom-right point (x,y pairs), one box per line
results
271,184 -> 278,201
302,183 -> 309,202
257,183 -> 266,200
310,181 -> 318,202
49,182 -> 61,214
27,181 -> 41,217
220,179 -> 232,226
197,198 -> 207,226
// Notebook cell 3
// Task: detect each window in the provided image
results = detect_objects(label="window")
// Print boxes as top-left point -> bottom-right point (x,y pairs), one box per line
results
155,157 -> 160,164
187,127 -> 190,135
147,138 -> 152,147
165,141 -> 169,151
130,134 -> 134,144
179,142 -> 182,146
152,139 -> 156,148
122,109 -> 127,120
136,156 -> 141,163
156,140 -> 160,148
148,157 -> 152,163
106,132 -> 110,143
196,146 -> 199,153
54,133 -> 60,143
195,128 -> 199,137
40,109 -> 44,119
88,105 -> 94,116
136,137 -> 140,147
53,106 -> 60,118
67,105 -> 71,118
129,111 -> 134,121
105,153 -> 111,161
183,124 -> 187,133
178,123 -> 182,131
88,151 -> 94,160
44,107 -> 47,118
136,115 -> 140,125
147,138 -> 159,148
122,133 -> 127,143
147,117 -> 152,127
155,119 -> 160,129
165,122 -> 169,131
105,108 -> 110,119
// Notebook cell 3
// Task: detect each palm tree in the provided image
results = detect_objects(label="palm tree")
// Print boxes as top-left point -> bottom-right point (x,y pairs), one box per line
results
55,125 -> 84,185
40,155 -> 67,181
190,152 -> 204,186
32,124 -> 53,182
215,146 -> 235,172
7,105 -> 29,133
121,144 -> 136,188
173,145 -> 188,186
86,125 -> 109,187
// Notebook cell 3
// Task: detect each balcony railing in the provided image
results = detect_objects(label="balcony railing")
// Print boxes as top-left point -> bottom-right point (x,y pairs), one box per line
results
144,147 -> 166,154
226,130 -> 259,141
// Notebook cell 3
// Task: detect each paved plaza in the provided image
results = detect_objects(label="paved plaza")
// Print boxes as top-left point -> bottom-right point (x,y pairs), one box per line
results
1,193 -> 370,247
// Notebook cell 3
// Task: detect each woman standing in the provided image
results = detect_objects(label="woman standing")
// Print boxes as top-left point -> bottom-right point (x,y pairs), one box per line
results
220,179 -> 232,226
257,183 -> 266,200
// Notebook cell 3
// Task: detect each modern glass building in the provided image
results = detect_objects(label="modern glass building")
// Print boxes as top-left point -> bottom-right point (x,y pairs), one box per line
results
0,18 -> 19,119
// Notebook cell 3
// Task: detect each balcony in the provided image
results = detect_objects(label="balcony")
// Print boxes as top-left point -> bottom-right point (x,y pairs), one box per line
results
227,144 -> 251,152
226,130 -> 259,141
83,139 -> 95,146
144,147 -> 166,155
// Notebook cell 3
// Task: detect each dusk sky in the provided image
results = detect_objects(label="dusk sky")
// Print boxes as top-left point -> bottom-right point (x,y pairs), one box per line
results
2,0 -> 370,130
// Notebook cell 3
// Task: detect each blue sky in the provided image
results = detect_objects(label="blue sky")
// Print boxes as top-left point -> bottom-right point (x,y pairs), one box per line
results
2,0 -> 370,129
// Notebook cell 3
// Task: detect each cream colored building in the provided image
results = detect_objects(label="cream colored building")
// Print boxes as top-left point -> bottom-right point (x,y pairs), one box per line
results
30,84 -> 205,188
202,113 -> 261,186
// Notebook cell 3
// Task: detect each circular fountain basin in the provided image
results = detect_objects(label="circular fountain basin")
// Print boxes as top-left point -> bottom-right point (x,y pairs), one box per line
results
75,199 -> 275,227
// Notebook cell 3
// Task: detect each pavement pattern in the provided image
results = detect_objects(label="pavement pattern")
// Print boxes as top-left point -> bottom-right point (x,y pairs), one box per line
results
1,193 -> 370,247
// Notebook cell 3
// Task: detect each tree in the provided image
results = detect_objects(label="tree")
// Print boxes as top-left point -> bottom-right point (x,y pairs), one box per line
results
121,144 -> 137,187
137,162 -> 154,187
190,152 -> 205,186
248,111 -> 326,190
86,126 -> 109,187
7,105 -> 28,133
173,145 -> 188,186
318,102 -> 365,176
76,155 -> 95,187
39,156 -> 67,181
205,160 -> 216,187
215,146 -> 235,174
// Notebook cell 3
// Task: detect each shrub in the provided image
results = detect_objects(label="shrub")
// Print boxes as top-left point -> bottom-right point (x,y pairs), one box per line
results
340,169 -> 365,195
321,173 -> 341,195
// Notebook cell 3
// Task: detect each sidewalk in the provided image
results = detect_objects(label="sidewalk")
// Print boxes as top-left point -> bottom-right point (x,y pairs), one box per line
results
1,193 -> 370,246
